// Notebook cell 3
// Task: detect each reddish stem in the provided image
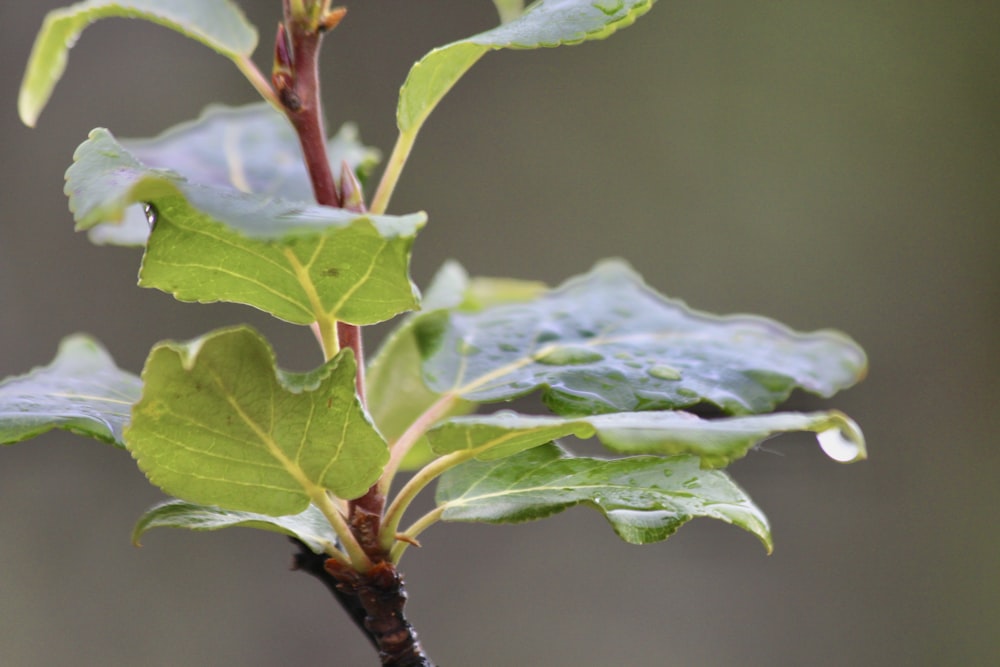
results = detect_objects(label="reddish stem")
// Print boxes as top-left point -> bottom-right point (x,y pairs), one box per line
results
281,23 -> 341,208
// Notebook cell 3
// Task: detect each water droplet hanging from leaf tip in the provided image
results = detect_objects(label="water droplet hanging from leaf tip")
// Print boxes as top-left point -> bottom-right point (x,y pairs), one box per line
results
817,427 -> 863,463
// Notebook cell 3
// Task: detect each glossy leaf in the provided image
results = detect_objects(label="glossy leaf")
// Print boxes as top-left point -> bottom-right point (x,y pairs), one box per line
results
436,443 -> 772,550
20,0 -> 258,126
367,261 -> 546,469
427,410 -> 867,467
123,103 -> 380,213
0,335 -> 140,447
127,327 -> 388,515
67,129 -> 424,325
398,0 -> 655,133
89,103 -> 380,246
132,500 -> 338,554
414,260 -> 867,416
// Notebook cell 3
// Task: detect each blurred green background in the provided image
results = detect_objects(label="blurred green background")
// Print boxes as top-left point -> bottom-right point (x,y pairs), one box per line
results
1,2 -> 997,665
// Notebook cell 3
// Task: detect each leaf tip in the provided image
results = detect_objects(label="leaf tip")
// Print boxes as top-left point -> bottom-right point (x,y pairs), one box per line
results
17,96 -> 40,128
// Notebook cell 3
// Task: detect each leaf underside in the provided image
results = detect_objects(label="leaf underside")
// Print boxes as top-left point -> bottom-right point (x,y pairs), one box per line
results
0,335 -> 140,447
133,500 -> 338,554
19,0 -> 258,126
437,443 -> 772,551
427,409 -> 866,467
66,127 -> 424,325
414,259 -> 867,417
127,327 -> 388,515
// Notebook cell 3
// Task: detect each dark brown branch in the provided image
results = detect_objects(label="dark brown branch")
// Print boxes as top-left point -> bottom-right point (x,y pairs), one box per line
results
325,559 -> 435,667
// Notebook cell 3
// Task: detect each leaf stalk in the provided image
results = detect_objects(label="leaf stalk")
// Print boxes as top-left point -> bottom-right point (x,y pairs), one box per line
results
378,394 -> 461,497
380,447 -> 482,555
370,129 -> 417,214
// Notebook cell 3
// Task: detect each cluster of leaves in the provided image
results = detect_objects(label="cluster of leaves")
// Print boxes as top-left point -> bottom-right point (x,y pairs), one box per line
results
3,0 -> 865,582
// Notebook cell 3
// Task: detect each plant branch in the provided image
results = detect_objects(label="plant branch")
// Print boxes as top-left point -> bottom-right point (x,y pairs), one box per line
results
275,18 -> 341,208
273,8 -> 434,663
324,560 -> 435,667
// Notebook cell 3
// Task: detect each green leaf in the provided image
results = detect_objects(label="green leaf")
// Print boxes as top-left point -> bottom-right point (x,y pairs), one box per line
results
88,103 -> 381,246
0,335 -> 140,447
367,261 -> 547,469
127,327 -> 388,515
132,500 -> 338,554
427,410 -> 867,467
414,259 -> 867,416
67,128 -> 424,325
398,0 -> 655,133
123,103 -> 380,210
436,443 -> 772,550
19,0 -> 258,126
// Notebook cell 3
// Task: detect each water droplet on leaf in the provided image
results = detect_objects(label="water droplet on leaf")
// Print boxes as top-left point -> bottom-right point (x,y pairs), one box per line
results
648,364 -> 682,381
536,330 -> 560,344
143,203 -> 158,229
535,345 -> 604,366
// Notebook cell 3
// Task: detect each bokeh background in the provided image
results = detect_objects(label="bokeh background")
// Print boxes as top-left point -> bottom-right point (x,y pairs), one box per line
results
2,2 -> 997,665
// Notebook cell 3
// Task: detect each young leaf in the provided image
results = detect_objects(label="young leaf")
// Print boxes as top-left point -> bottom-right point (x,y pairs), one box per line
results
127,327 -> 388,515
0,335 -> 140,448
414,260 -> 867,416
398,0 -> 655,133
132,500 -> 338,554
367,261 -> 546,469
20,0 -> 258,127
66,129 -> 424,325
436,443 -> 772,550
426,410 -> 867,467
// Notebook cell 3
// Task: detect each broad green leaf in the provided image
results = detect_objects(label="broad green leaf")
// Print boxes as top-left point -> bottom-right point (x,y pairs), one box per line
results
67,129 -> 424,325
398,0 -> 655,133
427,410 -> 867,467
127,327 -> 389,515
367,261 -> 546,469
20,0 -> 258,126
436,443 -> 772,550
0,335 -> 140,447
132,500 -> 338,554
414,260 -> 867,416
